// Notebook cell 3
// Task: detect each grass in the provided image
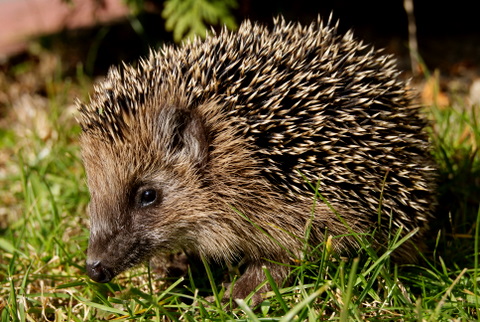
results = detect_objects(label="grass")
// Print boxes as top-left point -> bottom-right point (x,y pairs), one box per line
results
0,52 -> 479,320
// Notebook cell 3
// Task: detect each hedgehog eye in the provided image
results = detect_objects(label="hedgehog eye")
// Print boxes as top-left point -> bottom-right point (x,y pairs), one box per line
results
139,189 -> 158,207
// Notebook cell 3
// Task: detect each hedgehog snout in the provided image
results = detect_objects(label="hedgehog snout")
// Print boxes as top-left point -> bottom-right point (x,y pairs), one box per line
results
86,259 -> 114,283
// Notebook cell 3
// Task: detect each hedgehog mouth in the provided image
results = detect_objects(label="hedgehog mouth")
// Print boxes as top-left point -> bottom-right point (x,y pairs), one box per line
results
86,233 -> 154,282
86,259 -> 115,283
85,250 -> 150,283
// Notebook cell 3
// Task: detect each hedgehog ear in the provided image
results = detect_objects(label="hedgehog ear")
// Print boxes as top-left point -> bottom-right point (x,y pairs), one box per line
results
157,107 -> 208,169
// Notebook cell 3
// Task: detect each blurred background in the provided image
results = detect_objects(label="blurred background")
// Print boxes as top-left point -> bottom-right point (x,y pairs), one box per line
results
0,1 -> 479,319
1,0 -> 479,74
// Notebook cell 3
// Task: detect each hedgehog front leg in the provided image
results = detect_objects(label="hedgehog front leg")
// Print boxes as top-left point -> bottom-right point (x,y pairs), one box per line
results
228,259 -> 290,307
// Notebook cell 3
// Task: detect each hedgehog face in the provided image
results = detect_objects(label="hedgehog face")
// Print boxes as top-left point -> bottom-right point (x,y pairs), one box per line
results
82,105 -> 210,283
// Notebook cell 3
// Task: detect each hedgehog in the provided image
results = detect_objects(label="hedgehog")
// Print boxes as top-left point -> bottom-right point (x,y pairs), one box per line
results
78,16 -> 437,304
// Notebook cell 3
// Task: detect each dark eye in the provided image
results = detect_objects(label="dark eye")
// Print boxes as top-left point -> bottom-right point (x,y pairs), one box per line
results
139,189 -> 158,207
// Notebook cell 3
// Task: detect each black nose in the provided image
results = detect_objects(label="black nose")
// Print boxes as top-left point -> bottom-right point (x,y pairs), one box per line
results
86,260 -> 113,283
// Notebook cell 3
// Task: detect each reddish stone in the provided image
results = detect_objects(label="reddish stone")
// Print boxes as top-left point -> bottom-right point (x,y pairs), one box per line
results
0,0 -> 130,59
